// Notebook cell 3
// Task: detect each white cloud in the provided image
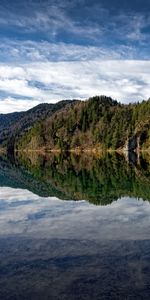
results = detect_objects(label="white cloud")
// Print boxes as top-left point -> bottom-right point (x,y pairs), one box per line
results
0,2 -> 103,41
0,60 -> 150,113
0,78 -> 40,97
0,1 -> 149,46
0,40 -> 137,62
0,1 -> 149,115
0,97 -> 41,114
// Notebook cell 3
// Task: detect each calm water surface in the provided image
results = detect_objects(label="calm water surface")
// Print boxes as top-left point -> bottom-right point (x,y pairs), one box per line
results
1,152 -> 150,299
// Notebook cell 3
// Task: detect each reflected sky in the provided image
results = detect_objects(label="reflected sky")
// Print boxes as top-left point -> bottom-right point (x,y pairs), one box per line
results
1,187 -> 150,240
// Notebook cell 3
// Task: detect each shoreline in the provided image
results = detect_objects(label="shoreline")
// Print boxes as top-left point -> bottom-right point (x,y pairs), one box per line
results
12,148 -> 150,154
1,146 -> 150,156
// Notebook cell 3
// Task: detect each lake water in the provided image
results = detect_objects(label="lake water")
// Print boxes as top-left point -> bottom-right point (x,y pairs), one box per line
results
1,152 -> 150,299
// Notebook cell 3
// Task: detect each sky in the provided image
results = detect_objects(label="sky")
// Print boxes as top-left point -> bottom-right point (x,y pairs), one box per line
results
0,0 -> 150,113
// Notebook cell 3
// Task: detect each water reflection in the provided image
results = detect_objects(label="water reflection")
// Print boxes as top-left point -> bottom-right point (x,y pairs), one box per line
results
1,151 -> 150,204
1,152 -> 150,299
0,188 -> 150,240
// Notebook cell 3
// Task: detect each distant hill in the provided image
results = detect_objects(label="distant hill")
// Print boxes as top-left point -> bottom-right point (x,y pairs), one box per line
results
1,95 -> 150,152
0,111 -> 24,129
0,100 -> 78,152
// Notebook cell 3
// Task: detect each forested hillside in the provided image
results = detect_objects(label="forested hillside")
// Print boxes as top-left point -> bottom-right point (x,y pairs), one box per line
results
0,100 -> 77,152
15,96 -> 150,152
1,95 -> 150,152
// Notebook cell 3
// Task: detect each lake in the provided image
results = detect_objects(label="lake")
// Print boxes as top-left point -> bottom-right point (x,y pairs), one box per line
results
0,152 -> 150,299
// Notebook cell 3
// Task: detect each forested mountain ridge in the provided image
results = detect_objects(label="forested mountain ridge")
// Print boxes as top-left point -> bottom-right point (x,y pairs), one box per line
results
1,95 -> 150,152
0,100 -> 77,152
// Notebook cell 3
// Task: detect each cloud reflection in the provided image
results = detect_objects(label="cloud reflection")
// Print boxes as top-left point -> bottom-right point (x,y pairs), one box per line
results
0,187 -> 150,240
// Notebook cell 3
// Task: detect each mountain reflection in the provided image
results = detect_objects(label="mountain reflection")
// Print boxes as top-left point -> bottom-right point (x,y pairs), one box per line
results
1,151 -> 150,204
1,152 -> 150,300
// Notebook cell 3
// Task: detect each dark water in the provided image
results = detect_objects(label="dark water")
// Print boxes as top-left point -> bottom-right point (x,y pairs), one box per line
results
1,152 -> 150,299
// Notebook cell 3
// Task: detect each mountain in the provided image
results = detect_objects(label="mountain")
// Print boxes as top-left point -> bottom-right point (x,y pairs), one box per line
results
1,95 -> 150,152
0,100 -> 78,152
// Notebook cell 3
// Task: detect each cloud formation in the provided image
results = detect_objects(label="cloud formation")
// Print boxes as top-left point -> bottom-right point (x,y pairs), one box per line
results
0,60 -> 150,113
0,0 -> 150,112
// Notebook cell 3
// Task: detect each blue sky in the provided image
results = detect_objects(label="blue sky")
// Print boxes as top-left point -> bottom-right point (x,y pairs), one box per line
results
0,0 -> 150,112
